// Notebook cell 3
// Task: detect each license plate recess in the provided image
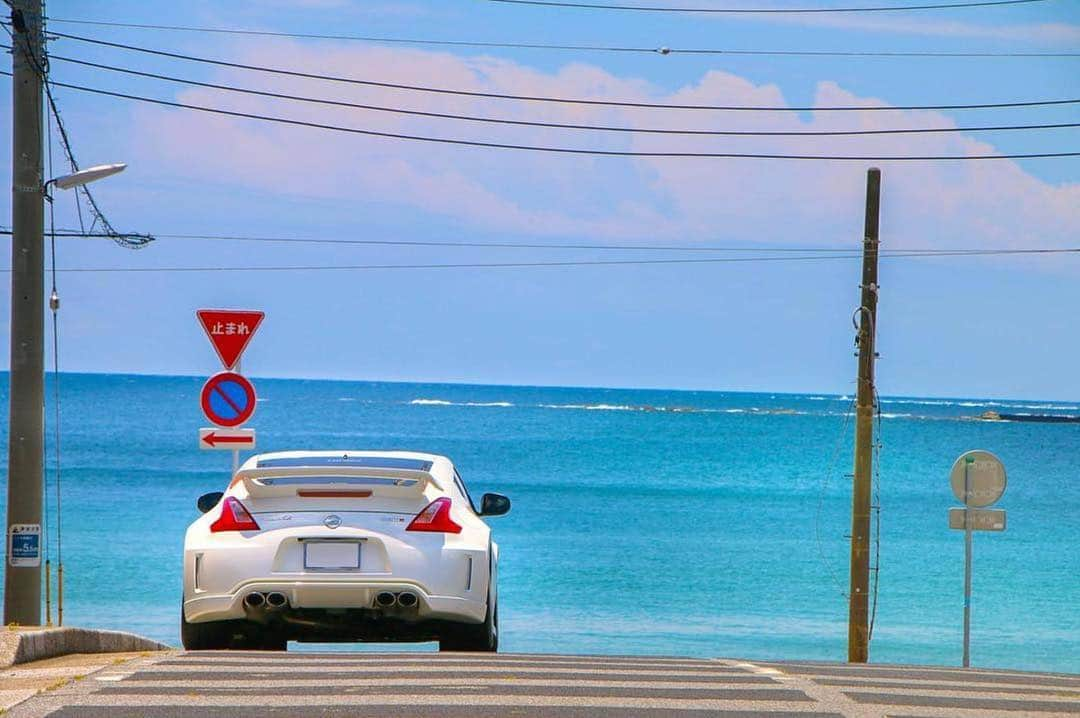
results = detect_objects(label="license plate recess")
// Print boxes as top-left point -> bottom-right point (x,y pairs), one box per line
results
303,540 -> 362,571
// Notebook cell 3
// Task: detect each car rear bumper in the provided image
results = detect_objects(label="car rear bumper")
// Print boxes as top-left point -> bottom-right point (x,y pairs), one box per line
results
184,578 -> 486,625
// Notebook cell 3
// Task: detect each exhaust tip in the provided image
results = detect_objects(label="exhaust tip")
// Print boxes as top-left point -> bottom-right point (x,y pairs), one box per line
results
374,591 -> 397,608
397,592 -> 418,608
266,592 -> 288,609
244,592 -> 266,609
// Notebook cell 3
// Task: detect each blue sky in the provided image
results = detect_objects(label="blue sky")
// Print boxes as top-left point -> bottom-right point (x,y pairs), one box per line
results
1,0 -> 1078,398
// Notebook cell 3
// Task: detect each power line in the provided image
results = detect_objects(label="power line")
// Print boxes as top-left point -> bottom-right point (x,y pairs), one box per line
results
7,228 -> 1061,254
40,52 -> 1080,138
48,31 -> 1080,112
11,73 -> 1077,160
485,0 -> 1052,12
2,247 -> 1077,274
39,18 -> 1080,57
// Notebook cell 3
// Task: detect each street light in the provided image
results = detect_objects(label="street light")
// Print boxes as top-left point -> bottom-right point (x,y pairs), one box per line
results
48,162 -> 126,191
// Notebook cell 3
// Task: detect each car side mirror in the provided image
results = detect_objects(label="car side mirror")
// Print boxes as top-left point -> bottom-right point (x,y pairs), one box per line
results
479,493 -> 511,517
197,491 -> 224,514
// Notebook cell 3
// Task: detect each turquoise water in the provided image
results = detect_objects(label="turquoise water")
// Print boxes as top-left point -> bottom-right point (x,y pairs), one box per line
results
1,373 -> 1077,672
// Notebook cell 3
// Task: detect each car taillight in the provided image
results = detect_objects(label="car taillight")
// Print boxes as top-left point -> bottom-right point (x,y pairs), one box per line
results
406,497 -> 462,534
210,496 -> 260,532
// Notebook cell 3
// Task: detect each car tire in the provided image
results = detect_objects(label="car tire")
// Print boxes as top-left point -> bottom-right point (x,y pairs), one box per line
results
439,601 -> 498,653
180,602 -> 237,650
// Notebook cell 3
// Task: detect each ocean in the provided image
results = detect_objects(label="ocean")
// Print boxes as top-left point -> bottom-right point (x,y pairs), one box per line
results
1,373 -> 1077,672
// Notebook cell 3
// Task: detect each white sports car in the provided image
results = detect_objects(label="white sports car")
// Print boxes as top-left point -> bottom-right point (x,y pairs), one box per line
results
181,451 -> 510,652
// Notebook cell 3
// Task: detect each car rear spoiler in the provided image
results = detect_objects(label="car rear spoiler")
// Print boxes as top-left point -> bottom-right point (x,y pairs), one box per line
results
230,466 -> 440,499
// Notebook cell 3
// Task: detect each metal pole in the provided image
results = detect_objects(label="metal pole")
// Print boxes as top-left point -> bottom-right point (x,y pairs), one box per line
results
233,357 -> 241,476
4,0 -> 45,627
963,459 -> 972,667
848,167 -> 881,663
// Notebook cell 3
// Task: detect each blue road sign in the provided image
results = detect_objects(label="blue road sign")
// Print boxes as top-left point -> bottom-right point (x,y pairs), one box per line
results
8,523 -> 41,567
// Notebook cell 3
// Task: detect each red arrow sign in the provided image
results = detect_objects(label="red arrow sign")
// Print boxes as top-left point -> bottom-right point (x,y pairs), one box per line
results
199,428 -> 256,449
202,432 -> 250,447
197,309 -> 264,370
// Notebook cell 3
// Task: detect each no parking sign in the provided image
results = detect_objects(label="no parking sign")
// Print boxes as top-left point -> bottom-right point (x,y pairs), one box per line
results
201,371 -> 257,427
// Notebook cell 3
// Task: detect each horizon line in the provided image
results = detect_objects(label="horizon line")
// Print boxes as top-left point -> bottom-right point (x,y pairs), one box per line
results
0,368 -> 1075,406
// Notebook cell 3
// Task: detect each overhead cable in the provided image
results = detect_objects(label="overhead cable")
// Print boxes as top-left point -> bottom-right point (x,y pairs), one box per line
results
15,229 -> 1065,254
485,0 -> 1051,12
38,18 -> 1080,57
40,53 -> 1080,138
12,74 -> 1078,160
5,247 -> 1080,274
47,32 -> 1080,112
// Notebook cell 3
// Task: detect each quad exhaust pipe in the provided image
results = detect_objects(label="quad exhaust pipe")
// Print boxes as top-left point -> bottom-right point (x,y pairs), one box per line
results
250,589 -> 415,611
374,591 -> 419,609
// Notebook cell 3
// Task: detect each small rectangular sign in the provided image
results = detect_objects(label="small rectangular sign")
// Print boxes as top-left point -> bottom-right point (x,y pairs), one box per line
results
949,507 -> 1006,532
199,428 -> 256,450
8,523 -> 41,567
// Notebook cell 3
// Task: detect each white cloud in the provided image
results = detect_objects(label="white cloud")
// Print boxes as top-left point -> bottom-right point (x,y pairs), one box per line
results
129,41 -> 1080,251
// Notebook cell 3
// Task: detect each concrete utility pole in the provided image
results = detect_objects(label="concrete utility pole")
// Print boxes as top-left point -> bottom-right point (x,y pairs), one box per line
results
848,167 -> 881,663
4,0 -> 45,626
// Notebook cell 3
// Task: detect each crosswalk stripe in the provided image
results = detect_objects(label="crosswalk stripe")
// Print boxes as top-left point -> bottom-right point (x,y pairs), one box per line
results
845,690 -> 1080,713
159,658 -> 737,670
180,651 -> 720,665
95,677 -> 780,690
817,678 -> 1080,696
29,693 -> 844,710
95,685 -> 814,701
771,665 -> 1080,688
127,665 -> 744,678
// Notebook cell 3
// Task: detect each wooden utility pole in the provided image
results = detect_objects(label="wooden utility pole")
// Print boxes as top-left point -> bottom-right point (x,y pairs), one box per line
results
848,167 -> 881,663
4,0 -> 45,626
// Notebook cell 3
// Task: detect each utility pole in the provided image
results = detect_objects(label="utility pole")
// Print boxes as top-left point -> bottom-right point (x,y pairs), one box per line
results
4,0 -> 45,626
848,167 -> 881,663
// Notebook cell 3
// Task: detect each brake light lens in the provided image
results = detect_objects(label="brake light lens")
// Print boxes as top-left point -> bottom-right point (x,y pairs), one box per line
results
406,497 -> 462,534
210,496 -> 260,532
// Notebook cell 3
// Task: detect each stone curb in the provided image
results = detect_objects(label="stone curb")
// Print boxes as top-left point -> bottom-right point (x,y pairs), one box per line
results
0,627 -> 170,667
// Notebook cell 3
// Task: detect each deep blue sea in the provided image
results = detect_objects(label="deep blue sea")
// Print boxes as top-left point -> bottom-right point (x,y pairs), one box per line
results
1,373 -> 1077,672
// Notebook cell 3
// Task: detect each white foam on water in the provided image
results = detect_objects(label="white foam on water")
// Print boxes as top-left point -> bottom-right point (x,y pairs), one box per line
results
409,398 -> 514,407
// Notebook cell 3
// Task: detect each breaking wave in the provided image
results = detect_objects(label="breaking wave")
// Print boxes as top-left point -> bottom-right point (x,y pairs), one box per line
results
409,399 -> 513,407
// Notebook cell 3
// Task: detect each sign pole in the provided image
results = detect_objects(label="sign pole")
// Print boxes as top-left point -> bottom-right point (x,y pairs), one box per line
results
233,357 -> 241,476
962,458 -> 973,668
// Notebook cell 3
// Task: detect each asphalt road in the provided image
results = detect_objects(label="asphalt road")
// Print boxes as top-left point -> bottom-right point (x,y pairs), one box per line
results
6,651 -> 1080,717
